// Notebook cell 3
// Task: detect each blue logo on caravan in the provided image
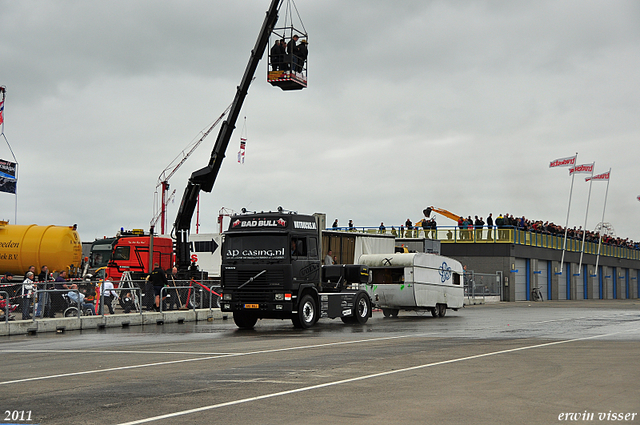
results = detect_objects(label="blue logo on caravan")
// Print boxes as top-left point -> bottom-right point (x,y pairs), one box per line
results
439,262 -> 452,283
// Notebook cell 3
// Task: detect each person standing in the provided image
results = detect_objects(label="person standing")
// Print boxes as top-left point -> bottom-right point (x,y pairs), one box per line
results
21,272 -> 35,320
166,267 -> 182,311
36,265 -> 53,318
100,278 -> 119,314
421,219 -> 429,238
325,250 -> 334,265
286,35 -> 299,71
270,39 -> 285,70
49,269 -> 68,318
150,263 -> 169,312
486,213 -> 494,240
332,219 -> 338,229
296,39 -> 308,72
475,216 -> 484,241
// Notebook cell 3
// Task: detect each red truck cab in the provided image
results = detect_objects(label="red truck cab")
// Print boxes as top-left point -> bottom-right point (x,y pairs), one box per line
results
105,230 -> 173,281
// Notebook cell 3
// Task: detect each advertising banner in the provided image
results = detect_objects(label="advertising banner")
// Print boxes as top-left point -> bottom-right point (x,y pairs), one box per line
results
0,159 -> 16,194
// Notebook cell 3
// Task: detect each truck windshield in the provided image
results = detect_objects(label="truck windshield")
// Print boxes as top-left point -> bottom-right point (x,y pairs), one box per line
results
89,246 -> 112,268
224,235 -> 287,261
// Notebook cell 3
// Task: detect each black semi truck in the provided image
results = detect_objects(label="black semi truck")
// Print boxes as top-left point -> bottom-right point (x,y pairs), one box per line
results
220,211 -> 372,329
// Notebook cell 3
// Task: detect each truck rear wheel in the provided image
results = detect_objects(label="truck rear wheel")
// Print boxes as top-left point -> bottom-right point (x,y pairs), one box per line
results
292,294 -> 317,329
233,312 -> 257,330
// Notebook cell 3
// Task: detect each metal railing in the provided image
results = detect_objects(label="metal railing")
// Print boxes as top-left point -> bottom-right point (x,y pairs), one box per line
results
0,291 -> 9,323
97,286 -> 143,317
464,271 -> 501,304
5,278 -> 222,321
328,226 -> 640,261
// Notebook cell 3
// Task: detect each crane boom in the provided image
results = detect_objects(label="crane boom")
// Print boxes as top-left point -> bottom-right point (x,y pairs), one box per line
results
173,0 -> 282,272
423,206 -> 462,223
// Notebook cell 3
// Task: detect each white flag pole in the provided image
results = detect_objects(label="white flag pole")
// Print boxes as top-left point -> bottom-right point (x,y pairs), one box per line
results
1,86 -> 19,224
594,168 -> 612,274
578,163 -> 595,274
560,153 -> 578,274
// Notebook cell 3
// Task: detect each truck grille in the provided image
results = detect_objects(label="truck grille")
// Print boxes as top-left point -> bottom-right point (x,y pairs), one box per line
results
223,269 -> 285,304
223,269 -> 285,290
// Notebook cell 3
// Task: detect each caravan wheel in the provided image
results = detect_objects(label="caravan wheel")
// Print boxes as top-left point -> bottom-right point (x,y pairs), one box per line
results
430,306 -> 440,318
438,304 -> 447,317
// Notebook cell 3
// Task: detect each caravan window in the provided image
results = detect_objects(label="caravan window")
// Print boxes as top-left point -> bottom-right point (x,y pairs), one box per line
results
193,240 -> 215,253
453,273 -> 461,285
371,268 -> 404,284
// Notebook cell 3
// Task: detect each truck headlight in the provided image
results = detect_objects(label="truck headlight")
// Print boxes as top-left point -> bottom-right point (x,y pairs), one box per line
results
223,293 -> 232,301
274,293 -> 284,301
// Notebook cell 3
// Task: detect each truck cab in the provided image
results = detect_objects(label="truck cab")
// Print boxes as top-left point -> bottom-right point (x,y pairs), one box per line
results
105,230 -> 173,281
220,211 -> 371,329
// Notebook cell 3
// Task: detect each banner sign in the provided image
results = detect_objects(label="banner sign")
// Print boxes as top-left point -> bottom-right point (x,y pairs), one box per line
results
550,155 -> 577,168
0,159 -> 16,194
585,171 -> 610,182
569,163 -> 594,175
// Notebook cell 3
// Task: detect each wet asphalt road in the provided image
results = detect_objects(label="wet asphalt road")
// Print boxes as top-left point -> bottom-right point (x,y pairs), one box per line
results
1,300 -> 639,425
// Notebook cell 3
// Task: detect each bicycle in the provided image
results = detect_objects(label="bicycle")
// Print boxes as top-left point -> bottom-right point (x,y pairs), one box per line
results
531,286 -> 544,302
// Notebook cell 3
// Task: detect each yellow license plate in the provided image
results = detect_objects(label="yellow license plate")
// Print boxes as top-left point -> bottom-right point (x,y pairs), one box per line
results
244,304 -> 259,309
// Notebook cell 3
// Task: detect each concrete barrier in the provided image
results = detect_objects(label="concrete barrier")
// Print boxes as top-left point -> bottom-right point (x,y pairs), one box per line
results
0,309 -> 227,336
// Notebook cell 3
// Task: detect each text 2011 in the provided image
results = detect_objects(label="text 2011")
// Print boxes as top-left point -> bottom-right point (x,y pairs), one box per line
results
4,410 -> 33,421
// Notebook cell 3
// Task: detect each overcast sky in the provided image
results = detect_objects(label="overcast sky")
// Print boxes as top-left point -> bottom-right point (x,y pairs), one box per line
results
1,0 -> 639,244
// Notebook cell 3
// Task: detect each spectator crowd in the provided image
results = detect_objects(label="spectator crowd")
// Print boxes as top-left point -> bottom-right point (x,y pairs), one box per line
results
329,214 -> 639,250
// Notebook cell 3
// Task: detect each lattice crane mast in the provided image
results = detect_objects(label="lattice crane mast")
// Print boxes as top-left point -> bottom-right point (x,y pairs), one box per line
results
152,103 -> 232,234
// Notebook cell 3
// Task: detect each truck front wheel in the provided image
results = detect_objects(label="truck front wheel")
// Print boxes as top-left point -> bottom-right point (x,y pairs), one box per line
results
292,294 -> 317,329
233,312 -> 258,330
353,293 -> 370,324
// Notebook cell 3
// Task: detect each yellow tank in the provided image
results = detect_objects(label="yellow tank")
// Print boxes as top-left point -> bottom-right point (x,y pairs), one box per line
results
0,221 -> 82,276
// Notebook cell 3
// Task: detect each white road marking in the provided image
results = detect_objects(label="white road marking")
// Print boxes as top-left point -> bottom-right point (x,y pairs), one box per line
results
114,329 -> 638,425
0,349 -> 234,355
0,332 -> 436,386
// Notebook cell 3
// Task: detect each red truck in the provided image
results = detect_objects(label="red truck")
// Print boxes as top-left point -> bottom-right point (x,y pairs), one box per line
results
103,230 -> 173,281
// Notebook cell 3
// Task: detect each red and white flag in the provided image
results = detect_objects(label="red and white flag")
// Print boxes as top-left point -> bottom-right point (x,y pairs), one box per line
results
237,137 -> 246,164
0,99 -> 4,126
585,171 -> 610,182
569,163 -> 594,175
549,155 -> 577,168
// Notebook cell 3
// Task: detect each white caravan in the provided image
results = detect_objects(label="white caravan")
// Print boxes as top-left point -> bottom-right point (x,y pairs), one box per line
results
359,253 -> 464,318
189,233 -> 223,279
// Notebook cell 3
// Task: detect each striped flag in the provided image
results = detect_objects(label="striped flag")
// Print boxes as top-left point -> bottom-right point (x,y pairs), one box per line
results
0,99 -> 4,126
550,155 -> 577,168
237,137 -> 246,164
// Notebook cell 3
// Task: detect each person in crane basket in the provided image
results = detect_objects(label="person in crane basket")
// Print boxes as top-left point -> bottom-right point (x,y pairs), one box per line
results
270,39 -> 285,70
286,35 -> 299,71
295,39 -> 308,72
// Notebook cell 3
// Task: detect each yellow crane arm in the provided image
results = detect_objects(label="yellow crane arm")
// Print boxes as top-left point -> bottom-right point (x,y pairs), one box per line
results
423,206 -> 461,223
